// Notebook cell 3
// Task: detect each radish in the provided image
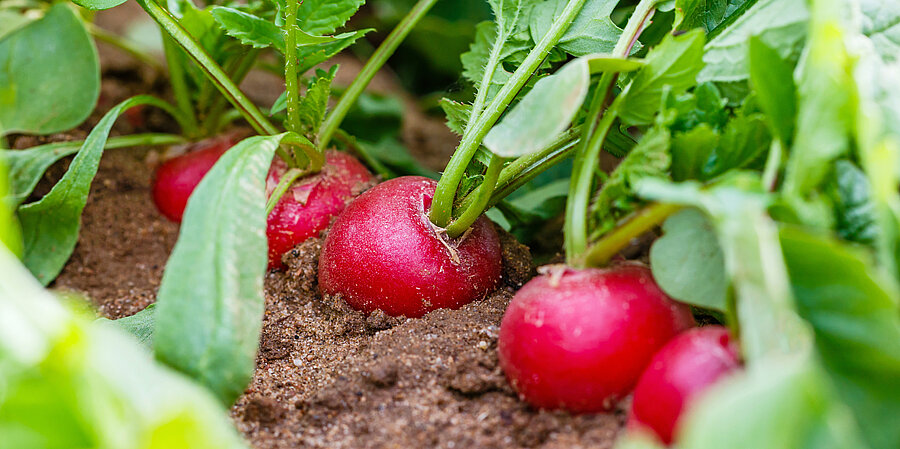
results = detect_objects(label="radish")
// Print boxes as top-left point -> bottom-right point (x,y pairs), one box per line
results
266,151 -> 374,269
318,176 -> 503,318
497,264 -> 695,413
629,325 -> 741,444
152,136 -> 235,222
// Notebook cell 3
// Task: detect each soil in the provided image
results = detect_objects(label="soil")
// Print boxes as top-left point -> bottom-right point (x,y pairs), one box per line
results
31,13 -> 627,448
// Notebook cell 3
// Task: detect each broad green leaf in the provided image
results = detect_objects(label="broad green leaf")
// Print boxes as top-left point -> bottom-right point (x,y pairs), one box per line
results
18,97 -> 173,286
2,134 -> 185,208
650,208 -> 727,311
530,0 -> 627,57
698,0 -> 808,83
440,98 -> 472,135
860,0 -> 900,63
675,0 -> 727,32
0,4 -> 99,135
154,134 -> 290,405
748,36 -> 796,144
296,0 -> 366,35
97,304 -> 156,350
637,175 -> 811,361
0,10 -> 35,40
703,112 -> 770,178
680,355 -> 865,449
484,57 -> 590,158
0,158 -> 21,257
782,228 -> 900,449
619,30 -> 706,126
590,126 -> 672,238
0,249 -> 247,449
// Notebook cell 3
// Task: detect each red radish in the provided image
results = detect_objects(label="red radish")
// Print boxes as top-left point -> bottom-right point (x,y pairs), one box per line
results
266,151 -> 374,269
152,136 -> 235,222
497,264 -> 695,413
318,176 -> 503,318
629,326 -> 741,444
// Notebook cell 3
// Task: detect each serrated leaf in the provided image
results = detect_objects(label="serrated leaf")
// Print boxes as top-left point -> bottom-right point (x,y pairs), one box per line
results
675,0 -> 727,32
650,208 -> 727,311
295,0 -> 366,35
439,99 -> 472,135
297,66 -> 337,137
17,97 -> 167,286
703,112 -> 770,178
296,29 -> 371,74
154,134 -> 291,405
212,7 -> 285,51
0,4 -> 99,136
698,0 -> 809,83
672,124 -> 719,181
530,0 -> 628,57
485,57 -> 590,158
829,161 -> 878,247
619,30 -> 706,126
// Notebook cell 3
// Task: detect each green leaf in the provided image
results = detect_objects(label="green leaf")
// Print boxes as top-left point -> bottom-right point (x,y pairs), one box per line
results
0,10 -> 35,41
70,0 -> 127,11
530,0 -> 627,57
296,29 -> 372,74
782,228 -> 900,449
860,0 -> 900,63
782,0 -> 854,228
97,304 -> 156,350
699,0 -> 808,83
675,0 -> 727,32
591,125 -> 672,238
2,134 -> 185,208
0,4 -> 99,135
829,161 -> 878,247
637,175 -> 811,361
212,7 -> 286,51
297,66 -> 337,138
671,124 -> 719,181
748,36 -> 796,144
703,112 -> 770,178
0,250 -> 247,449
440,98 -> 472,135
484,57 -> 590,158
154,134 -> 289,405
679,354 -> 866,449
650,208 -> 728,311
17,97 -> 172,285
296,0 -> 366,35
342,92 -> 405,143
0,158 -> 22,256
619,30 -> 706,126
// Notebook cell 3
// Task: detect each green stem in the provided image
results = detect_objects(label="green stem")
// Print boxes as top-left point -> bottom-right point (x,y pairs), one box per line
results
265,167 -> 305,215
446,155 -> 503,237
137,0 -> 279,136
283,0 -> 303,135
565,0 -> 658,265
318,0 -> 439,151
582,202 -> 681,267
430,0 -> 589,228
161,35 -> 199,137
762,139 -> 782,191
458,127 -> 581,212
88,24 -> 165,73
101,133 -> 188,149
201,50 -> 259,134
